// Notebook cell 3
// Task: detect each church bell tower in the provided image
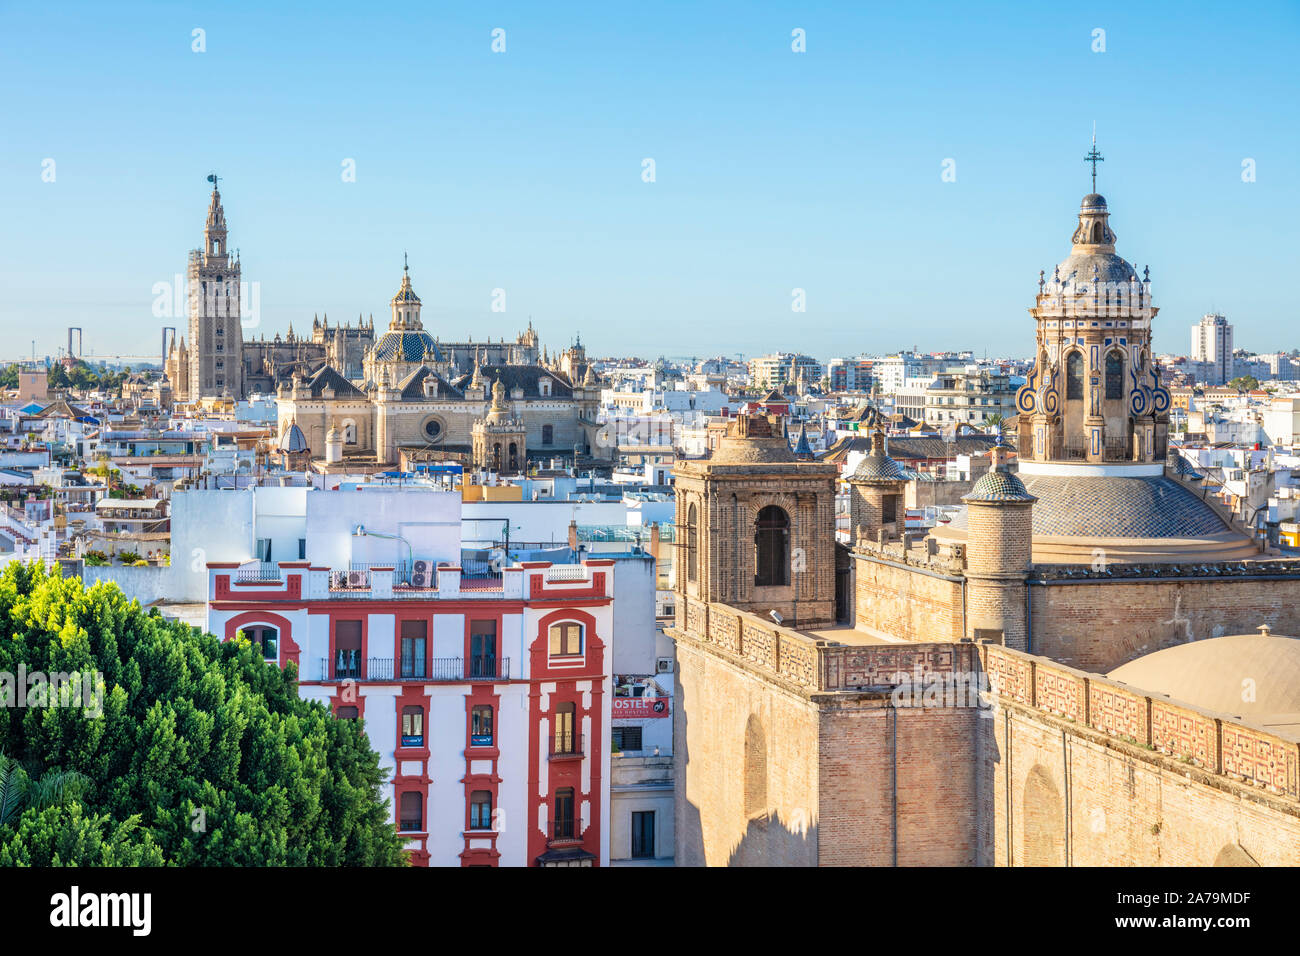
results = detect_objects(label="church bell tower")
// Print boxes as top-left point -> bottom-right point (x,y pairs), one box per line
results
1014,142 -> 1169,470
187,175 -> 244,399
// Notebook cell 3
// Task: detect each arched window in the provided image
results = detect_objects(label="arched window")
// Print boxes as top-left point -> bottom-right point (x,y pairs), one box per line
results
1065,351 -> 1084,401
686,503 -> 698,583
1105,350 -> 1124,400
241,625 -> 278,662
754,505 -> 789,587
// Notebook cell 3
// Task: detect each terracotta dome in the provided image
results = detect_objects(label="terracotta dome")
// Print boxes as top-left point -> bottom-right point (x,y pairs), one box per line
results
711,435 -> 796,465
1107,629 -> 1300,730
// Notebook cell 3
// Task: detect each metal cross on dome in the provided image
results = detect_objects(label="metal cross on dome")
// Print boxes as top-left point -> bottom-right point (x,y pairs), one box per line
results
1084,127 -> 1104,193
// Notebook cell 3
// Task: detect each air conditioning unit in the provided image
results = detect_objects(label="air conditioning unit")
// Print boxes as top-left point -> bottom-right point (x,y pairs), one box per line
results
656,657 -> 673,674
347,570 -> 366,587
410,559 -> 430,588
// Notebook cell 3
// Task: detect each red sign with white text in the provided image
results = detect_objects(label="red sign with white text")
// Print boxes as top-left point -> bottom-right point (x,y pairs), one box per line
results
612,697 -> 670,719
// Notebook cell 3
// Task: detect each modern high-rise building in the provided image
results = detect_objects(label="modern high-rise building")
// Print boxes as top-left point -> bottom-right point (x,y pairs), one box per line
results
1191,312 -> 1234,385
747,353 -> 823,390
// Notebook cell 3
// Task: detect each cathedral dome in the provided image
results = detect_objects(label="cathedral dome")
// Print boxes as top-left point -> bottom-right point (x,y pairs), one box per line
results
932,472 -> 1259,563
372,327 -> 442,363
1108,629 -> 1300,728
1053,251 -> 1137,287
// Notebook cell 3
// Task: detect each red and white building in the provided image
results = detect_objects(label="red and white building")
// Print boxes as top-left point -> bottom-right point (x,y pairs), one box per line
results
204,489 -> 614,866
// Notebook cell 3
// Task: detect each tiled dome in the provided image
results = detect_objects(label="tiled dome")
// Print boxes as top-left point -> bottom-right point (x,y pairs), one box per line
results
852,451 -> 908,483
963,468 -> 1035,503
849,428 -> 907,483
948,475 -> 1228,538
1021,474 -> 1225,537
279,422 -> 307,452
372,328 -> 442,363
392,266 -> 421,304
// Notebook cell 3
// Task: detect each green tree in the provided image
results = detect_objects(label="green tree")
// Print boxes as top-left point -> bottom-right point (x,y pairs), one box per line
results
0,752 -> 90,827
0,564 -> 407,866
1228,375 -> 1260,391
46,363 -> 69,389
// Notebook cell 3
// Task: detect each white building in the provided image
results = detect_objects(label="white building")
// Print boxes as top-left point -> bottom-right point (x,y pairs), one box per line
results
1191,313 -> 1234,385
201,486 -> 629,866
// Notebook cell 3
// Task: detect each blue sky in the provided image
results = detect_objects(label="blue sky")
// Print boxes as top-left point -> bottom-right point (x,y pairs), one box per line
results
1,0 -> 1297,364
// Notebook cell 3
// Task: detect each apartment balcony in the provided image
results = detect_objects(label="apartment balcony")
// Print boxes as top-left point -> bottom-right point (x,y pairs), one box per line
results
548,731 -> 584,760
316,654 -> 511,683
547,817 -> 582,845
235,562 -> 280,584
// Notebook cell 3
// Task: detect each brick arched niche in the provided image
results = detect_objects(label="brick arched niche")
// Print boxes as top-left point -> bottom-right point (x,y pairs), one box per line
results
740,493 -> 799,587
743,713 -> 767,820
1021,764 -> 1064,867
223,610 -> 300,671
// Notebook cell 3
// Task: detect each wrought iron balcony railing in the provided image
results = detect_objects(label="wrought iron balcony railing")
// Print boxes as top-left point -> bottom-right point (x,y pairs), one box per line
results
318,656 -> 511,682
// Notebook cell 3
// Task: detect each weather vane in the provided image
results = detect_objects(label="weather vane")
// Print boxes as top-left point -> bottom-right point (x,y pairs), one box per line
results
206,172 -> 221,190
1084,124 -> 1103,193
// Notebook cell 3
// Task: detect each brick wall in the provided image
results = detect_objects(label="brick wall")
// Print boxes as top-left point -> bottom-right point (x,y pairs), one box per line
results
983,644 -> 1300,865
818,697 -> 978,865
854,555 -> 964,642
673,638 -> 821,866
1030,577 -> 1300,672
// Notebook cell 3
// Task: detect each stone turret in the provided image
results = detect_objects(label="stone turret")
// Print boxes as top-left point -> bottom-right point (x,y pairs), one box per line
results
961,446 -> 1036,648
846,427 -> 908,547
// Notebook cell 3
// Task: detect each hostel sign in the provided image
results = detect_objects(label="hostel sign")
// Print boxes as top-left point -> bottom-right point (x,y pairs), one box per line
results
612,697 -> 669,719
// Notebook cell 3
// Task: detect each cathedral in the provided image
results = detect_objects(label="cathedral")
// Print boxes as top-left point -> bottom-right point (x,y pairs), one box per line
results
274,259 -> 605,473
166,179 -> 607,472
671,169 -> 1300,867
